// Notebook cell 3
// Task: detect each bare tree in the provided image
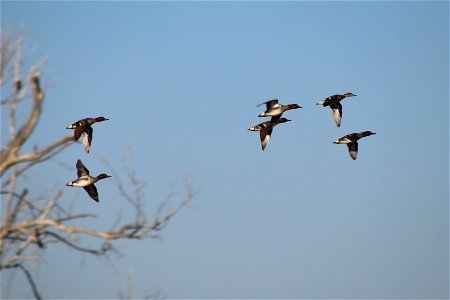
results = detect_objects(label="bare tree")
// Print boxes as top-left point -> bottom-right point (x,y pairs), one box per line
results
0,30 -> 196,299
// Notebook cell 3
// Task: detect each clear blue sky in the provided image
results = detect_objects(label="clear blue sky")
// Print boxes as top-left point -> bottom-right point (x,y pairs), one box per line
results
2,1 -> 449,299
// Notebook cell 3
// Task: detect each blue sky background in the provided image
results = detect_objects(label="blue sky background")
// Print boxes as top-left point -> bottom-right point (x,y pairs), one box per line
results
1,1 -> 449,299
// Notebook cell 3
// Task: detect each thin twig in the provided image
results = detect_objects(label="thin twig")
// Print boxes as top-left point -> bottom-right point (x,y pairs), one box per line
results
44,231 -> 106,255
3,264 -> 43,300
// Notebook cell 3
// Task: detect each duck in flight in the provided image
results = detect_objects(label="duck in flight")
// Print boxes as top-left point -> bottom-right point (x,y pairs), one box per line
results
248,115 -> 291,151
257,99 -> 302,117
66,159 -> 111,202
316,92 -> 356,127
66,117 -> 109,153
333,131 -> 376,160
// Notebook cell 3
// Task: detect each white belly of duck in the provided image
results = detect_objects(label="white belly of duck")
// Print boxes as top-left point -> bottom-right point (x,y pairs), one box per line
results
334,138 -> 353,144
67,176 -> 94,187
259,108 -> 283,117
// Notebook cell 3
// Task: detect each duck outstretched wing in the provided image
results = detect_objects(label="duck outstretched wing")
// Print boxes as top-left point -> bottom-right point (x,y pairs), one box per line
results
330,102 -> 342,127
257,99 -> 280,110
82,126 -> 93,153
270,114 -> 282,123
260,127 -> 273,151
74,125 -> 85,141
347,142 -> 358,160
83,184 -> 99,202
76,159 -> 90,177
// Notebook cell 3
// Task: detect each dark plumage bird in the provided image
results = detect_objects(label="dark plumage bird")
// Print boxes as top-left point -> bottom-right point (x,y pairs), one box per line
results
248,116 -> 291,151
66,159 -> 111,202
66,117 -> 109,153
316,92 -> 356,127
257,99 -> 302,117
333,131 -> 376,160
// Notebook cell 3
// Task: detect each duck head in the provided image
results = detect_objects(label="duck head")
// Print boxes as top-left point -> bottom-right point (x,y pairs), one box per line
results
288,104 -> 302,109
96,173 -> 112,180
278,118 -> 291,124
361,131 -> 376,137
95,117 -> 109,122
344,92 -> 357,97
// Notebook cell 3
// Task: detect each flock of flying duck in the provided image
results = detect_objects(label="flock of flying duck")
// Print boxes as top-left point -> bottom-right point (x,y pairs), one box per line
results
248,92 -> 376,159
64,93 -> 375,202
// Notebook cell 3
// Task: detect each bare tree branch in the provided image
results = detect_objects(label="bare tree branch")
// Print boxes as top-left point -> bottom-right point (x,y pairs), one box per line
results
1,135 -> 74,189
43,231 -> 109,255
1,72 -> 43,162
1,135 -> 74,176
0,72 -> 75,176
0,29 -> 196,299
3,264 -> 42,300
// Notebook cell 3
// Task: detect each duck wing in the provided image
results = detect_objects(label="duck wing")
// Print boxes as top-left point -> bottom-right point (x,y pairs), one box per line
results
330,94 -> 345,101
74,125 -> 85,141
347,141 -> 358,160
330,102 -> 342,127
270,114 -> 282,123
72,119 -> 90,140
260,127 -> 273,151
83,184 -> 99,202
257,99 -> 280,111
82,126 -> 93,153
76,159 -> 90,177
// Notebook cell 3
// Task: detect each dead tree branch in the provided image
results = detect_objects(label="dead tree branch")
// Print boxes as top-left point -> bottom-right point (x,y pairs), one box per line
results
1,30 -> 196,299
3,264 -> 42,300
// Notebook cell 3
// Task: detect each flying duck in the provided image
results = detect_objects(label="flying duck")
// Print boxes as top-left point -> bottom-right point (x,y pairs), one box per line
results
248,116 -> 291,151
257,99 -> 302,117
333,131 -> 376,160
316,92 -> 356,127
66,117 -> 109,153
66,159 -> 111,202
